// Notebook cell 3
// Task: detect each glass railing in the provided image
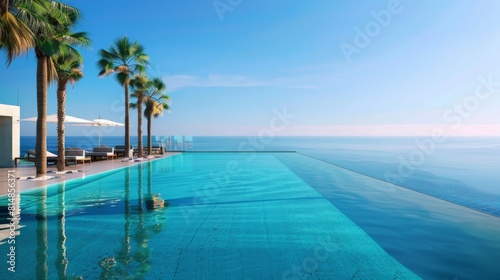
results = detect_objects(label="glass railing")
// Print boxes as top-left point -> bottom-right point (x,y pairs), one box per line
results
157,135 -> 193,151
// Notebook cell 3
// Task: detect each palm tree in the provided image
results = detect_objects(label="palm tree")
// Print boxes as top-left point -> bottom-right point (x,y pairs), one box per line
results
144,77 -> 170,155
1,0 -> 57,176
33,2 -> 88,177
2,2 -> 88,176
129,74 -> 149,158
97,37 -> 149,159
1,1 -> 53,176
53,52 -> 84,172
8,1 -> 86,177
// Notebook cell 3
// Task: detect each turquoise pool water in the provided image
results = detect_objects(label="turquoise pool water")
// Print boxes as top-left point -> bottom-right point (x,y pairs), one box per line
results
1,152 -> 499,279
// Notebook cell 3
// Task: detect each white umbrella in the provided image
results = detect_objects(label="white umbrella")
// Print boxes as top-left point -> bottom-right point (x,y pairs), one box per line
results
21,114 -> 96,158
72,118 -> 124,147
22,114 -> 96,125
92,118 -> 125,127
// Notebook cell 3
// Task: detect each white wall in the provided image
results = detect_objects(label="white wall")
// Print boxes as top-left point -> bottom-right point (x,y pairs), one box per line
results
0,104 -> 20,167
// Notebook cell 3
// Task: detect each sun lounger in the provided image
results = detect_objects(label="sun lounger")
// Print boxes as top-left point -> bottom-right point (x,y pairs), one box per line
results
114,145 -> 134,157
144,145 -> 163,155
86,146 -> 116,160
26,150 -> 58,166
65,148 -> 91,165
134,145 -> 163,156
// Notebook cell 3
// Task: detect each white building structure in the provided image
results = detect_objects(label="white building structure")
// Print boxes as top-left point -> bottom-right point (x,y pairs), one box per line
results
0,104 -> 20,167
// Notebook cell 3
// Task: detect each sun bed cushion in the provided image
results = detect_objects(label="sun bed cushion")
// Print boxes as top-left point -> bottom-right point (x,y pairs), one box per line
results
26,149 -> 58,158
65,149 -> 86,159
26,150 -> 58,165
114,145 -> 133,151
87,147 -> 114,158
91,147 -> 114,154
144,145 -> 163,154
114,145 -> 134,157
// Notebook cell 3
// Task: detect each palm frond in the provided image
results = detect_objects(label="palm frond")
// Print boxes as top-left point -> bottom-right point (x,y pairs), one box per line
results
159,94 -> 171,102
53,51 -> 83,86
152,102 -> 168,118
142,76 -> 171,118
46,54 -> 58,85
96,58 -> 114,76
115,36 -> 130,60
114,65 -> 129,73
132,63 -> 148,75
56,30 -> 92,49
130,74 -> 148,89
115,71 -> 128,86
98,67 -> 114,77
14,0 -> 54,38
37,36 -> 61,56
0,11 -> 34,64
98,48 -> 114,60
46,1 -> 79,28
134,53 -> 149,65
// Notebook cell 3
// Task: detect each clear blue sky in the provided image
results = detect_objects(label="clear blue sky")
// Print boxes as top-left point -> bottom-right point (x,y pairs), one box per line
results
2,0 -> 500,136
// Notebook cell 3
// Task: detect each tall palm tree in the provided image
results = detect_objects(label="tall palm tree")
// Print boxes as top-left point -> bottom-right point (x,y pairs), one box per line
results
2,0 -> 55,175
97,37 -> 149,159
3,2 -> 88,176
1,1 -> 53,176
144,77 -> 170,155
33,2 -> 88,177
8,1 -> 86,177
129,74 -> 149,158
53,51 -> 85,172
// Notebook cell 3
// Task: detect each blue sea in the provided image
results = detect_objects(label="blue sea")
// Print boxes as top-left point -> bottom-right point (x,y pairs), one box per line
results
20,135 -> 500,217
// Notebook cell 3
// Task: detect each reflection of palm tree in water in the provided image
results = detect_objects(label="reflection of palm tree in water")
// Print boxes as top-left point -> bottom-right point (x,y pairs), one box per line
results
119,168 -> 132,265
36,189 -> 48,280
55,183 -> 69,279
132,162 -> 168,276
145,161 -> 166,211
134,164 -> 152,276
100,161 -> 168,278
145,161 -> 168,234
34,183 -> 82,279
100,169 -> 132,279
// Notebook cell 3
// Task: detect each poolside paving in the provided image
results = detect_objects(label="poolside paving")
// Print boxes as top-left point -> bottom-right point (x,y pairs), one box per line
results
0,152 -> 180,196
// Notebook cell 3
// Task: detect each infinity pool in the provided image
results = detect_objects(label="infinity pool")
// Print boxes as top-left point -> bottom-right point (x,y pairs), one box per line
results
1,152 -> 499,279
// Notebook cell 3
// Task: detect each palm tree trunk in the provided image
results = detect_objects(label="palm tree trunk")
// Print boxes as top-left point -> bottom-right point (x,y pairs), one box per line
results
137,97 -> 143,158
147,113 -> 152,155
35,53 -> 47,177
56,79 -> 67,172
124,78 -> 131,159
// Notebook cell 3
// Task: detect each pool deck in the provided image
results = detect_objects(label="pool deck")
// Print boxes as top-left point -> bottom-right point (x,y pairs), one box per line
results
0,152 -> 180,196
